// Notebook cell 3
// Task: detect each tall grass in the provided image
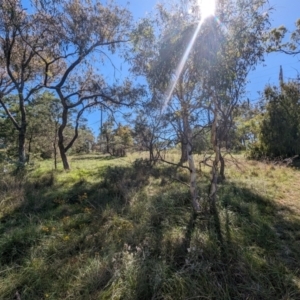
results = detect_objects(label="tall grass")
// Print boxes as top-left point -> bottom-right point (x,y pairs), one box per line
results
0,153 -> 300,299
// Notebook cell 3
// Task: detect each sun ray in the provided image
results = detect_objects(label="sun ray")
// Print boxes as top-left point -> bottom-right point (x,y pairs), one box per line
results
161,0 -> 216,113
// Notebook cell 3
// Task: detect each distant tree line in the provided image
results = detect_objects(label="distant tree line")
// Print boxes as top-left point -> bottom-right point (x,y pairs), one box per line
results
1,0 -> 300,212
246,78 -> 300,159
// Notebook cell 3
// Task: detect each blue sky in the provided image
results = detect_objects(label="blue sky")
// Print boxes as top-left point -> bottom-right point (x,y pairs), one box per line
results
21,0 -> 300,136
90,0 -> 300,136
121,0 -> 300,98
119,0 -> 300,89
247,0 -> 300,103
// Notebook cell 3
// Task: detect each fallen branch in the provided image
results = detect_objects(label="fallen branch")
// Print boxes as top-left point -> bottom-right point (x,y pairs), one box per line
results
157,153 -> 192,172
273,155 -> 299,166
169,176 -> 190,188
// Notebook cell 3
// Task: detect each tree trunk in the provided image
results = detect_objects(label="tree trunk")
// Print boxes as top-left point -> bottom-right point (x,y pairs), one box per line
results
58,142 -> 70,170
182,112 -> 200,212
18,98 -> 27,165
0,97 -> 26,166
105,133 -> 110,154
209,99 -> 221,212
209,151 -> 220,211
27,134 -> 33,163
53,142 -> 57,170
219,152 -> 225,182
58,108 -> 70,170
18,127 -> 26,165
53,123 -> 58,170
149,148 -> 153,161
180,140 -> 188,163
149,143 -> 155,162
187,142 -> 200,212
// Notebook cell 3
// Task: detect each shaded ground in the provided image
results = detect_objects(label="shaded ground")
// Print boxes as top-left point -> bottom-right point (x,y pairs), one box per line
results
0,154 -> 300,299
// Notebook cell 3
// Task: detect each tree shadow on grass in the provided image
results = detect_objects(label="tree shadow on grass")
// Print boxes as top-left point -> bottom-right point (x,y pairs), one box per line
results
1,163 -> 300,299
108,181 -> 300,299
0,161 -> 156,299
210,182 -> 300,299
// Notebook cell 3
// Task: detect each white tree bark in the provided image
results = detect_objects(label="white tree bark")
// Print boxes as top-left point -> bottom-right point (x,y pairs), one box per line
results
182,112 -> 200,212
209,98 -> 220,207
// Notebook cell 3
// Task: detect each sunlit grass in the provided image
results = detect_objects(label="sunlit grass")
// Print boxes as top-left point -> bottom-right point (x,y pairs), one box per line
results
0,151 -> 300,299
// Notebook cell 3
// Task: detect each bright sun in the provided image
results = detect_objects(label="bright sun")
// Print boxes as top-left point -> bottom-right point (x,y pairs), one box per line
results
198,0 -> 216,19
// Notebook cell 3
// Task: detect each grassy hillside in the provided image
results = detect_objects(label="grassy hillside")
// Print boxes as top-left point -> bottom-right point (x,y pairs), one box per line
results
0,152 -> 300,299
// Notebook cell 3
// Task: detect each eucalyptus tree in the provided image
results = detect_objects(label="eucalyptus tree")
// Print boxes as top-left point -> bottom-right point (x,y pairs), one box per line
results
130,1 -> 214,212
112,124 -> 133,157
0,92 -> 60,165
267,19 -> 300,56
0,0 -> 61,165
27,0 -> 143,170
132,2 -> 207,164
132,93 -> 169,162
26,92 -> 62,166
130,0 -> 271,212
194,0 -> 271,208
1,0 -> 143,170
100,117 -> 115,155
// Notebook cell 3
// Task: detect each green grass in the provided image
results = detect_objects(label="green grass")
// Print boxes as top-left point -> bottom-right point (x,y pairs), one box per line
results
0,152 -> 300,299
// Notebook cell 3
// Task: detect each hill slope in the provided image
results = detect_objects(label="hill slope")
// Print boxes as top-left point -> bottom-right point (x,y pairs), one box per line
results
1,153 -> 300,299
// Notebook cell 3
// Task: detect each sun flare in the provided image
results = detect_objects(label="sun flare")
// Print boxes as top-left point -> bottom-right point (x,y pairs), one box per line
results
162,0 -> 217,113
198,0 -> 216,19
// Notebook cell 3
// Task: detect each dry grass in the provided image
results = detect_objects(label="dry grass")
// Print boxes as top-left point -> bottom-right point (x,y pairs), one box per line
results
0,152 -> 300,299
225,155 -> 300,213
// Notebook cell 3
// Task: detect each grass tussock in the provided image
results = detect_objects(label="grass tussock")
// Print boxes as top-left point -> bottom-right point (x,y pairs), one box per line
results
0,153 -> 300,299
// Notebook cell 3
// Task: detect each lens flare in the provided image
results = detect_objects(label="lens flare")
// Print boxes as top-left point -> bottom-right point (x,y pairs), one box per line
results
161,1 -> 216,113
198,0 -> 216,19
